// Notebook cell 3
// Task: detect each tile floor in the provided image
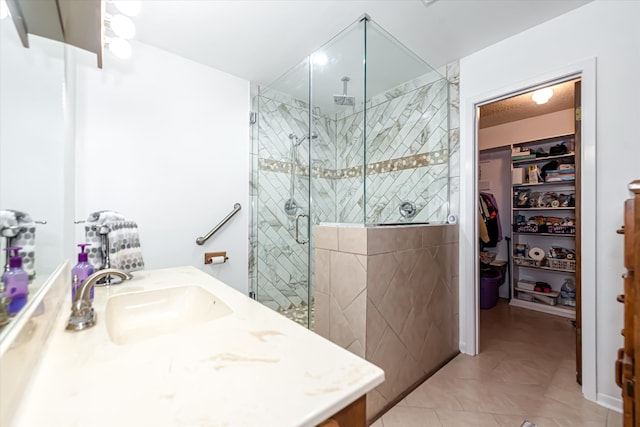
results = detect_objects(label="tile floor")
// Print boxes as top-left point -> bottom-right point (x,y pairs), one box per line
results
370,298 -> 623,426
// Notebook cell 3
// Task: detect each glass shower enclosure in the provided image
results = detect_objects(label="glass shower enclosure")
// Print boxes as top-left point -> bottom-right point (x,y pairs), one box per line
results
251,16 -> 449,328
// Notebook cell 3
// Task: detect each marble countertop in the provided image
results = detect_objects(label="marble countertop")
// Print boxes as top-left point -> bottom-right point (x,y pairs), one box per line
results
10,266 -> 384,427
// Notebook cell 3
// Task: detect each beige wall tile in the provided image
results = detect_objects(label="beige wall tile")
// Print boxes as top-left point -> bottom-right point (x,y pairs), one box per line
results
337,227 -> 367,254
367,253 -> 398,307
422,226 -> 444,247
399,304 -> 431,360
427,281 -> 453,329
419,324 -> 449,374
329,295 -> 357,349
314,225 -> 338,250
393,352 -> 423,398
367,389 -> 389,421
370,327 -> 408,400
366,299 -> 387,359
394,227 -> 423,251
378,267 -> 413,336
435,243 -> 459,283
314,249 -> 331,294
343,290 -> 367,350
451,275 -> 459,315
442,224 -> 459,244
330,251 -> 367,310
392,249 -> 421,275
312,291 -> 330,340
367,228 -> 395,255
346,339 -> 365,358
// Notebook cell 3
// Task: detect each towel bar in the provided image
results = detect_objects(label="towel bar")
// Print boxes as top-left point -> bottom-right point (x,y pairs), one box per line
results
196,203 -> 241,245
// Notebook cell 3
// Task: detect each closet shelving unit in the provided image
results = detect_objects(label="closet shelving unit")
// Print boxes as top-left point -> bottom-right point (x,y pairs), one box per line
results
510,134 -> 578,319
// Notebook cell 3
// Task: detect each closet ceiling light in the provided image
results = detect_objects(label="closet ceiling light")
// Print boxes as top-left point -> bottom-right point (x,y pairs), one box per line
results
112,0 -> 141,17
107,37 -> 132,59
0,1 -> 9,20
109,14 -> 136,39
532,87 -> 553,105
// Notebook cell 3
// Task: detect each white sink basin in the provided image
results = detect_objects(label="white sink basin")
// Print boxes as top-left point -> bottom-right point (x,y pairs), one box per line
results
105,286 -> 232,345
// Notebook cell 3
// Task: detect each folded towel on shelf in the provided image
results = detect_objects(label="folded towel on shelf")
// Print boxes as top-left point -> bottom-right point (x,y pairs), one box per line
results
1,209 -> 36,278
84,211 -> 144,272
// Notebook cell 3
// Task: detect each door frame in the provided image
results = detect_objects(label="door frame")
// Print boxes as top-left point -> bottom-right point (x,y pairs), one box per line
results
458,58 -> 597,401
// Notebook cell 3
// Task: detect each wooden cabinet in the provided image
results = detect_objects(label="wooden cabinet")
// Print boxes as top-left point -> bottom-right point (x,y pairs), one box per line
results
318,396 -> 366,427
618,180 -> 640,426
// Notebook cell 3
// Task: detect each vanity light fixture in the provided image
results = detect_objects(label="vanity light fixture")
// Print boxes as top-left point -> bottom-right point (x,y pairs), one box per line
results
0,0 -> 9,20
103,1 -> 140,60
532,87 -> 553,104
108,14 -> 136,39
112,0 -> 141,17
106,37 -> 132,59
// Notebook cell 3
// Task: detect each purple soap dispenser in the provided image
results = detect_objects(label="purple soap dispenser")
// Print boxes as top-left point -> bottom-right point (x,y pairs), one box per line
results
72,243 -> 95,302
1,247 -> 29,315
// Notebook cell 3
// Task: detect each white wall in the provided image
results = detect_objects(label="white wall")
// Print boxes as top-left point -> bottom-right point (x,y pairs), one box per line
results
73,41 -> 250,293
479,109 -> 574,151
460,0 -> 640,409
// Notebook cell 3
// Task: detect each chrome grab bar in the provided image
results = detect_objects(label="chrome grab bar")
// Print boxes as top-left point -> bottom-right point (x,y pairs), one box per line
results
295,213 -> 308,245
196,203 -> 242,246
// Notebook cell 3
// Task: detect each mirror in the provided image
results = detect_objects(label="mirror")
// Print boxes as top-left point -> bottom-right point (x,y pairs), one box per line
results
0,18 -> 66,339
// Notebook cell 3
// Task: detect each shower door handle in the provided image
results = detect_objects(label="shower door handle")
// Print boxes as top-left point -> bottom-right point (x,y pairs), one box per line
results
295,213 -> 308,245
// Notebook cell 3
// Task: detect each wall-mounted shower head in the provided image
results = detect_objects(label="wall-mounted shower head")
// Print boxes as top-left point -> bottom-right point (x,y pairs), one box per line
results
334,76 -> 356,107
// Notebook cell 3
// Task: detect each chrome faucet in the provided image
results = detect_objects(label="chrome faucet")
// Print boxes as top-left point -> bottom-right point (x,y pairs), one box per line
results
66,268 -> 133,331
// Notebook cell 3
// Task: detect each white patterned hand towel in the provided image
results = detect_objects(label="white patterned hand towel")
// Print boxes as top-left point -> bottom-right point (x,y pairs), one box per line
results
106,221 -> 144,272
84,211 -> 144,272
1,209 -> 36,278
85,210 -> 125,270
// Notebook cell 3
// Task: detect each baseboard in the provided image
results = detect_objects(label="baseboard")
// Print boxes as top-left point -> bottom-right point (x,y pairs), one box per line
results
597,392 -> 622,413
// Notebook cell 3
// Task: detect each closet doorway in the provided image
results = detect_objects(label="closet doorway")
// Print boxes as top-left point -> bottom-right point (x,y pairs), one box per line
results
476,78 -> 583,384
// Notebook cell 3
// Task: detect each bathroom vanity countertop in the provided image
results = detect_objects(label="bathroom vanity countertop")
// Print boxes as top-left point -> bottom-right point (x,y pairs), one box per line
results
10,266 -> 384,427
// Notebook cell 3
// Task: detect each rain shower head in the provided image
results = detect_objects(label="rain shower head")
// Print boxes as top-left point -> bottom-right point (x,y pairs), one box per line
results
334,76 -> 356,107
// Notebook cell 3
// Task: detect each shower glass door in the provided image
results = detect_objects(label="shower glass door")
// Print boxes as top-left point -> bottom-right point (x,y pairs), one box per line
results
252,19 -> 367,329
253,57 -> 313,327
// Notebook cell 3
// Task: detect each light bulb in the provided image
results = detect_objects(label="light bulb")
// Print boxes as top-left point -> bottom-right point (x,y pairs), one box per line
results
112,0 -> 141,17
110,14 -> 136,39
531,87 -> 553,105
108,37 -> 132,59
0,1 -> 10,20
312,52 -> 329,66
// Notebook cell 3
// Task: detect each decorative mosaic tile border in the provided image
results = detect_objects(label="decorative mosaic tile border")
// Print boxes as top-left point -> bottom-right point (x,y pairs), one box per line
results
259,149 -> 448,179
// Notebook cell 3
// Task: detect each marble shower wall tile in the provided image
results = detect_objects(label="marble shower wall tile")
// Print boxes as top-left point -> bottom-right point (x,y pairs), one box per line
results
447,61 -> 460,217
336,76 -> 451,224
252,92 -> 336,313
253,66 -> 459,312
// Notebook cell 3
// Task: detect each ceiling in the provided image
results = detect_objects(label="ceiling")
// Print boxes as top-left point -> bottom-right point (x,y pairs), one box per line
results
133,0 -> 593,87
479,79 -> 578,129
